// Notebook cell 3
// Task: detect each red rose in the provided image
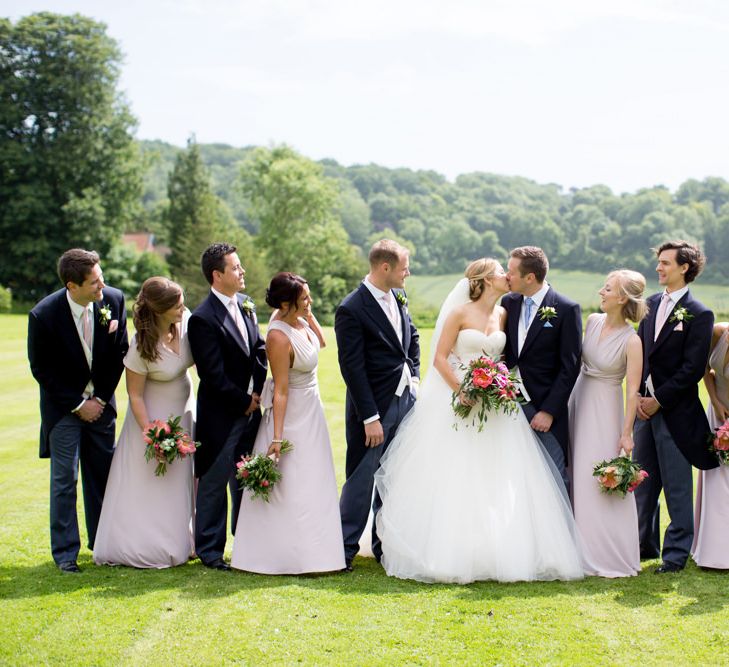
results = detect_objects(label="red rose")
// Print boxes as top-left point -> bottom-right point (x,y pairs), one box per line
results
261,480 -> 269,487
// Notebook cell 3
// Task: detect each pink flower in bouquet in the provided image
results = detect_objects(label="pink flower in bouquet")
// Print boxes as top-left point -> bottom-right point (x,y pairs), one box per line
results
240,469 -> 250,478
628,469 -> 649,492
496,362 -> 508,374
599,466 -> 620,489
713,431 -> 729,451
472,368 -> 494,389
261,480 -> 269,487
493,374 -> 509,389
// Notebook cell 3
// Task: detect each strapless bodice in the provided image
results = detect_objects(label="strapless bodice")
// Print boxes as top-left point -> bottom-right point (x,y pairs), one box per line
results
452,329 -> 506,362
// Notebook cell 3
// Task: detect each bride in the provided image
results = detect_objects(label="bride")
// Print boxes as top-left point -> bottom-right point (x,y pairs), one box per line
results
375,258 -> 584,583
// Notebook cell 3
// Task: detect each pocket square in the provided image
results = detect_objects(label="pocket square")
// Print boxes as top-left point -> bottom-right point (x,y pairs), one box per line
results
543,321 -> 553,328
673,322 -> 683,332
108,319 -> 119,333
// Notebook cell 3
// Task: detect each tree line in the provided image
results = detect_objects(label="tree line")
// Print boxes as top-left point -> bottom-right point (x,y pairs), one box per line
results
2,12 -> 729,322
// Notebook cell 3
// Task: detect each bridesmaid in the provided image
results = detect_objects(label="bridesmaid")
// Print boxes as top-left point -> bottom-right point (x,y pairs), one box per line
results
569,270 -> 646,577
94,277 -> 195,568
692,322 -> 729,569
231,273 -> 345,574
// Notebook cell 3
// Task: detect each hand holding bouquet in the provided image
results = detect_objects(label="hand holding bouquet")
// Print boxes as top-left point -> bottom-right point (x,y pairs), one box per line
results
593,456 -> 648,497
709,418 -> 729,464
143,415 -> 199,476
236,440 -> 294,502
451,355 -> 522,431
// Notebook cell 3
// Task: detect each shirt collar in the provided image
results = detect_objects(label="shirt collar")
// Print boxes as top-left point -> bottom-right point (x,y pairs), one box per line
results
363,276 -> 391,301
211,287 -> 236,309
66,290 -> 92,319
663,285 -> 689,304
523,282 -> 550,309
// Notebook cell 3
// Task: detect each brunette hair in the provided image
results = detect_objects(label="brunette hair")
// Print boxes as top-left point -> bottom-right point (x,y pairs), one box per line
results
58,248 -> 100,286
654,240 -> 705,284
510,246 -> 549,283
368,239 -> 406,268
265,272 -> 308,313
201,242 -> 237,285
608,269 -> 647,323
464,258 -> 500,300
133,277 -> 184,362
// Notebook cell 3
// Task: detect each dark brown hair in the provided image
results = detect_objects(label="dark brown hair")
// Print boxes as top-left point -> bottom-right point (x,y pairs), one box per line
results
654,240 -> 705,284
133,277 -> 184,362
201,242 -> 237,285
57,249 -> 100,286
510,246 -> 549,283
265,272 -> 307,313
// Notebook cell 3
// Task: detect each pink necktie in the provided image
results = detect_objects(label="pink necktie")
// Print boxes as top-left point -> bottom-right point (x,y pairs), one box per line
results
654,293 -> 672,341
82,307 -> 93,349
228,301 -> 249,353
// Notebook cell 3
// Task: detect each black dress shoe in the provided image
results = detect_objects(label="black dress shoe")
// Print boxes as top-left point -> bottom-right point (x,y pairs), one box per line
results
343,561 -> 353,573
203,558 -> 231,571
655,562 -> 684,574
58,561 -> 80,573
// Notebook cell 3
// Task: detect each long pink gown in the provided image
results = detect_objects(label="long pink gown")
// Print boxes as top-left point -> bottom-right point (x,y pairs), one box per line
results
94,312 -> 195,568
569,313 -> 641,577
231,319 -> 345,574
692,328 -> 729,568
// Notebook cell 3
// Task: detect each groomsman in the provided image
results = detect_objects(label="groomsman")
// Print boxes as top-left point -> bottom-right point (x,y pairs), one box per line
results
28,249 -> 128,572
503,246 -> 582,493
336,239 -> 420,571
188,243 -> 267,570
634,240 -> 717,573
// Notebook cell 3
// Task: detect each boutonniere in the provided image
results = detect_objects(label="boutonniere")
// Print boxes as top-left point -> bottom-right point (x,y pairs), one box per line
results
241,297 -> 256,317
538,306 -> 557,321
669,306 -> 693,324
395,292 -> 408,308
98,304 -> 112,327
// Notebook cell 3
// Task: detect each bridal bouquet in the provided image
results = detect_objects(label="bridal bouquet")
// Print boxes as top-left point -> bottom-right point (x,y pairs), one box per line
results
592,456 -> 648,497
451,355 -> 522,430
236,440 -> 294,502
143,415 -> 200,476
709,418 -> 729,464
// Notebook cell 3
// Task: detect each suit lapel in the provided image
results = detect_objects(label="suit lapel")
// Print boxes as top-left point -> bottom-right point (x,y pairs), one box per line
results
57,292 -> 89,369
652,291 -> 689,354
520,287 -> 553,358
360,284 -> 403,351
507,294 -> 521,353
212,293 -> 250,355
395,291 -> 409,352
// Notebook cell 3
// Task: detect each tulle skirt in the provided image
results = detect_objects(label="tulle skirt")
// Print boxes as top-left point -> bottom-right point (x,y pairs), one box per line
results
375,372 -> 584,584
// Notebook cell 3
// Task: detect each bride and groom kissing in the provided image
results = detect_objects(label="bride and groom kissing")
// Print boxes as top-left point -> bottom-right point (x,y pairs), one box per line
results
336,242 -> 584,583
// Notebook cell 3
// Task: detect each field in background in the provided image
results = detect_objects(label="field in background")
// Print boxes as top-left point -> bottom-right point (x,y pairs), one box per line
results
409,269 -> 729,316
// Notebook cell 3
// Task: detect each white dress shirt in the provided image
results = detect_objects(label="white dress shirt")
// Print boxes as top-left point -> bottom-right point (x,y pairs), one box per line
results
212,287 -> 250,349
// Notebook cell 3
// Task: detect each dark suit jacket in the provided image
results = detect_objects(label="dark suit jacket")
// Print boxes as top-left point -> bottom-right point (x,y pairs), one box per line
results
188,291 -> 267,478
638,290 -> 717,470
502,287 -> 582,456
335,283 -> 420,451
28,287 -> 129,458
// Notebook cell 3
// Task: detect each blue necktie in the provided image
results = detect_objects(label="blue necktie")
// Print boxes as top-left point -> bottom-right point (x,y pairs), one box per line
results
524,297 -> 535,330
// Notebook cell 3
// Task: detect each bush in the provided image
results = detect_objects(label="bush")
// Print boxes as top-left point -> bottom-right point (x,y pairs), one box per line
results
0,285 -> 11,313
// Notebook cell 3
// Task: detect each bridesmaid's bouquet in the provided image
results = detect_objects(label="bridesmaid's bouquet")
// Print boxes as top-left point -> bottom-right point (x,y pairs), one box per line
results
709,419 -> 729,464
452,355 -> 522,431
143,415 -> 200,477
592,456 -> 648,497
236,440 -> 294,502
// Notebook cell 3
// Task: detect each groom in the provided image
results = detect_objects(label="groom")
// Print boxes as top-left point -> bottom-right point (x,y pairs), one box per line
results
633,240 -> 716,573
188,243 -> 267,570
336,239 -> 420,571
28,248 -> 128,572
503,246 -> 582,492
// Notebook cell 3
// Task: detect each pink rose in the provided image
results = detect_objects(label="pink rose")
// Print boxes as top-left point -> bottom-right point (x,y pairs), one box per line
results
714,434 -> 729,451
472,368 -> 493,389
241,469 -> 250,478
599,466 -> 620,489
496,362 -> 508,374
261,480 -> 269,487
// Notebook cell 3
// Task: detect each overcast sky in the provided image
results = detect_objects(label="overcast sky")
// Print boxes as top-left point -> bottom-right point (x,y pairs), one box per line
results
7,0 -> 729,193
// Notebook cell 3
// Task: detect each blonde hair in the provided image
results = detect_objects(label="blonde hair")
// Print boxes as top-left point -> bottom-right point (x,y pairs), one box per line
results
465,258 -> 500,301
608,269 -> 647,323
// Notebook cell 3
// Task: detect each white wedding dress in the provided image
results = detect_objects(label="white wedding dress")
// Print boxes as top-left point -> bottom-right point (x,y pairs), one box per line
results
375,281 -> 584,584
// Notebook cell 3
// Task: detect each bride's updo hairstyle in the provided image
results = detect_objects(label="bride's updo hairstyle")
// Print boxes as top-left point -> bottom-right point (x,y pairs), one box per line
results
265,272 -> 308,315
464,258 -> 499,301
133,277 -> 183,362
608,269 -> 647,323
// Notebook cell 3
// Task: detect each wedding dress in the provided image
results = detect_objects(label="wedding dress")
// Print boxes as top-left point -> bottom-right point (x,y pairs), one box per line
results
374,280 -> 584,583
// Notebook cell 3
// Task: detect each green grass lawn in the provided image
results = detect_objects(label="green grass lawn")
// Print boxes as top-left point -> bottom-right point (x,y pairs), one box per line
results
409,270 -> 729,317
2,314 -> 729,665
